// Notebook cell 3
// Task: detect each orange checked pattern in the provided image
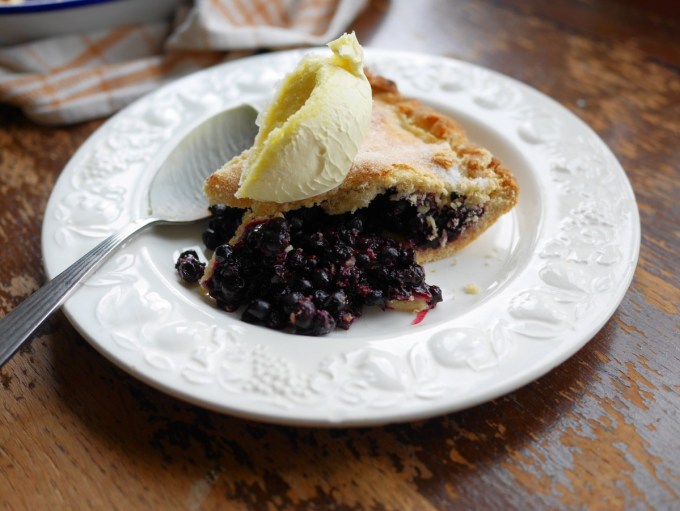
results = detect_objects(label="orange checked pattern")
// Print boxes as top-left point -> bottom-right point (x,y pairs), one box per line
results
0,0 -> 368,125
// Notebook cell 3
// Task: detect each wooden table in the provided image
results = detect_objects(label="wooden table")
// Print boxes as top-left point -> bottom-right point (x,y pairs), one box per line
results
1,0 -> 679,509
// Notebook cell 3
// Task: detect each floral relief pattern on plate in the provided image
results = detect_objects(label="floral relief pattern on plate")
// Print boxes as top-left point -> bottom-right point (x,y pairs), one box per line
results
42,50 -> 639,426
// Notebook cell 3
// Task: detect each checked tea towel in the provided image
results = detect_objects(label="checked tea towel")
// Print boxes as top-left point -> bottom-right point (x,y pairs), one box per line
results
0,0 -> 368,124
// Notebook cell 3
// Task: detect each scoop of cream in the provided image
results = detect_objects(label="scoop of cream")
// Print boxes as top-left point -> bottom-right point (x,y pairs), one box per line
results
235,32 -> 372,203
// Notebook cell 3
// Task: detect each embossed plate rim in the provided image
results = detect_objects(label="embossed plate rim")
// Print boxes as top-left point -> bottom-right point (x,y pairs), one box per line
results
41,48 -> 640,426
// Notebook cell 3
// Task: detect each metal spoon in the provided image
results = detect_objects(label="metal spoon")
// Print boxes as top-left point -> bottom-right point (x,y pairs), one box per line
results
0,104 -> 258,367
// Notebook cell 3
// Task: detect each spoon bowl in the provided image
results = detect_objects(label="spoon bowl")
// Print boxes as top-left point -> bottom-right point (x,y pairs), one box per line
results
0,104 -> 259,367
149,104 -> 258,222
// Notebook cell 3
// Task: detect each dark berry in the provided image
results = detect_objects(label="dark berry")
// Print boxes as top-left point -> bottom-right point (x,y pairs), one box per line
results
399,266 -> 425,286
260,217 -> 291,255
364,288 -> 385,307
242,299 -> 271,324
346,216 -> 363,232
398,247 -> 416,264
285,248 -> 306,270
355,253 -> 371,268
331,241 -> 353,264
269,264 -> 287,292
305,232 -> 326,254
313,290 -> 330,308
311,268 -> 331,290
291,299 -> 316,330
266,308 -> 288,330
280,291 -> 305,314
214,244 -> 236,263
202,205 -> 243,250
287,274 -> 312,294
380,246 -> 400,265
288,214 -> 304,236
428,285 -> 443,305
325,290 -> 348,315
202,228 -> 220,251
304,255 -> 319,271
297,310 -> 335,336
244,222 -> 265,250
175,250 -> 205,283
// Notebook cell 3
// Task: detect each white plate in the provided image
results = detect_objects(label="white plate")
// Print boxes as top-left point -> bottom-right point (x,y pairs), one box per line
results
42,49 -> 640,426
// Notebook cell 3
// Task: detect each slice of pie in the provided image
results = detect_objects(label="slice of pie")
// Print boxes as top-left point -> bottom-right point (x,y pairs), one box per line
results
181,72 -> 519,335
204,71 -> 519,264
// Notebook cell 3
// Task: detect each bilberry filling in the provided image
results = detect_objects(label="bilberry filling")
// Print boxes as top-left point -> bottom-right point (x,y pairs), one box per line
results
176,190 -> 484,336
369,190 -> 485,249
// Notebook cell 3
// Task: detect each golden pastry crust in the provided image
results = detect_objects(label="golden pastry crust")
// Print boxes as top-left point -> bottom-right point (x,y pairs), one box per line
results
204,71 -> 519,263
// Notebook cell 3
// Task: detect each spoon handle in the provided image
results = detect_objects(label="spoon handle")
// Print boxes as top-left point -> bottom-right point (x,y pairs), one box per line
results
0,217 -> 160,367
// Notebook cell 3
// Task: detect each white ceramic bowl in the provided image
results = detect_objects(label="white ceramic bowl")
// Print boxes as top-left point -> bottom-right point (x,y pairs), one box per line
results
0,0 -> 183,45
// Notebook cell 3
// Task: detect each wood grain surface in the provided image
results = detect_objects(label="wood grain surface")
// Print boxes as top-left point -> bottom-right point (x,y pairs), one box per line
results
1,0 -> 679,509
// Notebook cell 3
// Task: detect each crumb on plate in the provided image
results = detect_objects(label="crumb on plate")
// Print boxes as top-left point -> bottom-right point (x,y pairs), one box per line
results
463,283 -> 481,295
